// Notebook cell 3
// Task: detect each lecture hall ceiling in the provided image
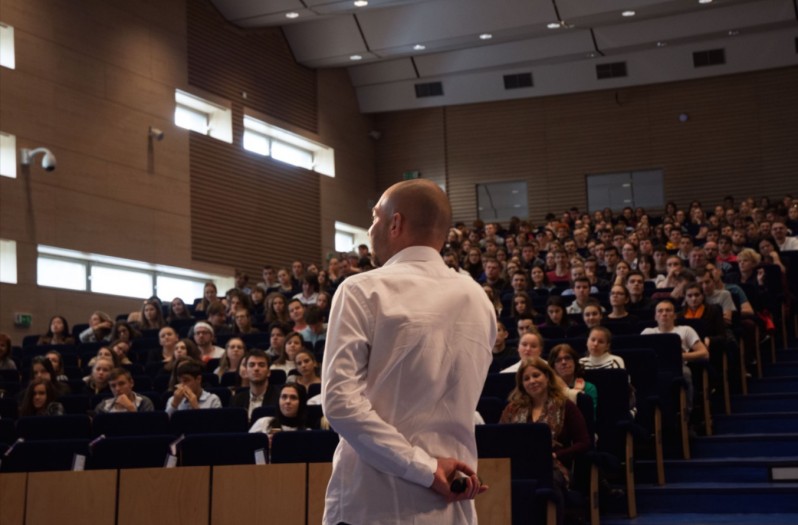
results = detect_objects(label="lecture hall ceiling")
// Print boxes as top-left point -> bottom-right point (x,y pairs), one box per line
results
210,0 -> 798,111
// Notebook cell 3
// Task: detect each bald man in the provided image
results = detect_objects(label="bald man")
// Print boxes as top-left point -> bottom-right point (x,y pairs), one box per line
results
322,179 -> 496,525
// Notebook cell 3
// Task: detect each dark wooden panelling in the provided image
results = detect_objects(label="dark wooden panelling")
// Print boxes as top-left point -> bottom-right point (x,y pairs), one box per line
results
373,108 -> 447,192
375,67 -> 798,222
187,0 -> 317,133
189,133 -> 321,278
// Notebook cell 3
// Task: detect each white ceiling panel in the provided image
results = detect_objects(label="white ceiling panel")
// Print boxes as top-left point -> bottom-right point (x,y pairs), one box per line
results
348,58 -> 418,87
210,0 -> 304,21
283,15 -> 367,61
356,0 -> 557,50
594,0 -> 796,50
414,31 -> 596,77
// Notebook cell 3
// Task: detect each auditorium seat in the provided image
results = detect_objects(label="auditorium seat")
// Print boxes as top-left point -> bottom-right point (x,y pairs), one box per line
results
270,430 -> 339,463
169,408 -> 248,435
88,435 -> 174,469
17,414 -> 92,441
92,411 -> 171,437
180,432 -> 269,466
0,439 -> 90,472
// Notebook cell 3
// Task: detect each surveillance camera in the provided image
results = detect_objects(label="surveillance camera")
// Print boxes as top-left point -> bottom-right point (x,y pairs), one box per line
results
149,126 -> 165,141
20,147 -> 57,172
42,151 -> 56,171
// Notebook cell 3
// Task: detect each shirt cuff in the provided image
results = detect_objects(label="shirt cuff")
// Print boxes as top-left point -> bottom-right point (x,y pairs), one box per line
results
402,446 -> 438,488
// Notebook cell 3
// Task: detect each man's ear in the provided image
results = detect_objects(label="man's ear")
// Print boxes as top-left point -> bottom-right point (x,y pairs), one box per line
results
389,212 -> 403,237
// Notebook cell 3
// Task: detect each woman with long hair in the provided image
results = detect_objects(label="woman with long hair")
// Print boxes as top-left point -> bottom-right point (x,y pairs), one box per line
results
139,299 -> 167,330
19,378 -> 64,417
36,316 -> 75,346
499,357 -> 590,503
249,383 -> 310,436
265,292 -> 290,325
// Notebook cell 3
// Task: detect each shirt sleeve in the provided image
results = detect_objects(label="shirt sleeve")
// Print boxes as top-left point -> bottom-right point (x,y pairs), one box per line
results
321,281 -> 438,488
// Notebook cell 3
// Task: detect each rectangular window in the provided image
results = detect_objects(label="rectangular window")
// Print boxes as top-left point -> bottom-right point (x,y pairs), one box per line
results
0,239 -> 17,284
35,245 -> 233,301
37,257 -> 88,291
0,23 -> 14,70
90,266 -> 153,299
156,276 -> 206,304
586,169 -> 664,212
175,90 -> 232,143
334,222 -> 369,254
0,131 -> 16,179
243,114 -> 335,177
174,105 -> 209,134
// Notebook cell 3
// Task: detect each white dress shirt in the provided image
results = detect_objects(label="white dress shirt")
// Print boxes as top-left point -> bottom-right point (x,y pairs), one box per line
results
322,246 -> 496,525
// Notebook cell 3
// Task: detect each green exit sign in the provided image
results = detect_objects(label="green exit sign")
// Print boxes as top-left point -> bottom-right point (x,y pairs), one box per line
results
14,313 -> 32,328
403,170 -> 420,180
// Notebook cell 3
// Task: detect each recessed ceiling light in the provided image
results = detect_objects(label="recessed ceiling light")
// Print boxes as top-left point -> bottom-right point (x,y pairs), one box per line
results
350,54 -> 363,61
656,41 -> 668,47
586,52 -> 597,58
728,29 -> 740,36
285,12 -> 299,19
413,44 -> 426,51
622,10 -> 636,17
479,33 -> 493,40
699,0 -> 713,4
354,0 -> 368,6
547,22 -> 561,29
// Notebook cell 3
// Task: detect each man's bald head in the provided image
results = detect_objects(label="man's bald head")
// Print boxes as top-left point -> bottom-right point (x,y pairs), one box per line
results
369,179 -> 452,266
382,179 -> 451,245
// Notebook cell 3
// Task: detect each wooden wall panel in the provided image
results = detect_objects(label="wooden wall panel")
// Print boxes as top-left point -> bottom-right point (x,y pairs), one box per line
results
317,69 -> 377,259
189,133 -> 321,279
374,66 -> 798,223
446,99 -> 545,223
118,467 -> 210,525
26,470 -> 117,525
373,108 -> 447,192
0,473 -> 26,525
187,0 -> 317,133
211,464 -> 306,525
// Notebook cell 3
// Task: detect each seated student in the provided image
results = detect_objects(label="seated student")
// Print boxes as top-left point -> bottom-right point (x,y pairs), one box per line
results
204,301 -> 233,336
580,327 -> 625,370
95,368 -> 154,413
83,356 -> 114,396
215,337 -> 247,381
108,339 -> 133,366
87,346 -> 121,369
625,271 -> 652,313
299,305 -> 326,347
271,332 -> 303,375
293,273 -> 320,306
516,315 -> 537,338
539,296 -> 575,330
36,315 -> 76,346
561,265 -> 599,297
288,299 -> 308,333
0,333 -> 16,371
250,383 -> 310,438
45,350 -> 68,382
29,355 -> 71,397
108,321 -> 141,344
606,284 -> 639,324
165,359 -> 222,414
19,378 -> 64,417
232,308 -> 259,335
139,299 -> 167,331
167,297 -> 194,324
499,357 -> 590,507
566,277 -> 595,314
510,292 -> 537,321
641,299 -> 709,419
192,321 -> 225,363
501,330 -> 545,374
696,268 -> 736,325
491,321 -> 516,365
288,350 -> 321,390
79,311 -> 114,343
548,344 -> 598,413
231,349 -> 280,419
581,300 -> 604,330
679,283 -> 728,343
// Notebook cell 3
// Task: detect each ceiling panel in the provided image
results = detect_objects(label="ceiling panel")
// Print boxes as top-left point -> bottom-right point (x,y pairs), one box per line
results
414,31 -> 595,77
349,58 -> 419,87
282,15 -> 367,61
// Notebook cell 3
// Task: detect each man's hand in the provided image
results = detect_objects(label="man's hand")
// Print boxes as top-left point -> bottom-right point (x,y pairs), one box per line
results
430,457 -> 488,502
